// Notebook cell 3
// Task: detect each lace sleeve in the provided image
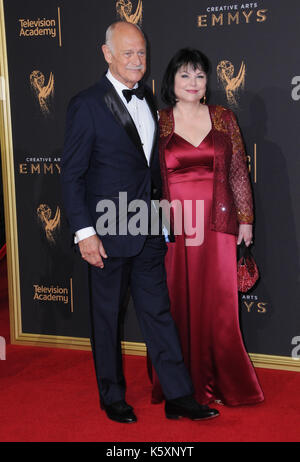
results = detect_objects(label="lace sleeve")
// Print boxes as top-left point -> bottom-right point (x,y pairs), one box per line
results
226,110 -> 254,224
158,108 -> 173,202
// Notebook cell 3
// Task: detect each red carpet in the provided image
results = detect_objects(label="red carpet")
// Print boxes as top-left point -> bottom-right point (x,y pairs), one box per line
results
0,257 -> 300,442
0,244 -> 6,260
0,254 -> 10,343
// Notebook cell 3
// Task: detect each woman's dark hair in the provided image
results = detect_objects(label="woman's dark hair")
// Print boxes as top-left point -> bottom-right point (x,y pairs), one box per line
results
161,48 -> 210,106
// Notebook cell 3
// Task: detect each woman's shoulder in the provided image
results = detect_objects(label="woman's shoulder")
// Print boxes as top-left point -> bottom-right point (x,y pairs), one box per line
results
158,107 -> 172,118
208,104 -> 237,131
208,104 -> 233,118
158,107 -> 174,138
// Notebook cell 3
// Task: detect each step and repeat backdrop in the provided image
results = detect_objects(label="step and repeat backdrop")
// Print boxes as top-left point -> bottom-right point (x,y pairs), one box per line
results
2,0 -> 300,363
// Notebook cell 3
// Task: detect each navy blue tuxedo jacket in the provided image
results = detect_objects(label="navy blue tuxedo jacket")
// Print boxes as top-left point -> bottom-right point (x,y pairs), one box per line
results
61,75 -> 162,258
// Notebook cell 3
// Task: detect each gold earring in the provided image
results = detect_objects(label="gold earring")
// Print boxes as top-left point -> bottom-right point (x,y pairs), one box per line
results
202,95 -> 207,105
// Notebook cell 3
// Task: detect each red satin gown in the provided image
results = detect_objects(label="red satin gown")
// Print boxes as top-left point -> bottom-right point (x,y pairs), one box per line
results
151,130 -> 264,406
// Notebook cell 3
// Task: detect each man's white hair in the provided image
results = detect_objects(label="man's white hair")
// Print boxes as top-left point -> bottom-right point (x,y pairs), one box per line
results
105,21 -> 145,54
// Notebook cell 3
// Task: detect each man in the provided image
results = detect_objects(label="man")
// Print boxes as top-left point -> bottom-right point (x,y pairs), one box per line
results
61,21 -> 219,423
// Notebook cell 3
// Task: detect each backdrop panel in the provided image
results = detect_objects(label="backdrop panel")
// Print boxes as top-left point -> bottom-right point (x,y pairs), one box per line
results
0,0 -> 299,367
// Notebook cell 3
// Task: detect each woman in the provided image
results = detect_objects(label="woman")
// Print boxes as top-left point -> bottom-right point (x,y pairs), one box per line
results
151,49 -> 264,406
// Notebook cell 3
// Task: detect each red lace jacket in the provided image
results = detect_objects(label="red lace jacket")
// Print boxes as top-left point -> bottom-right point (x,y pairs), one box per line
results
159,105 -> 253,236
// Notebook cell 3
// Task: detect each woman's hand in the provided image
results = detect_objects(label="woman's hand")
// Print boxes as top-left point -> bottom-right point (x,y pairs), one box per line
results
237,224 -> 253,247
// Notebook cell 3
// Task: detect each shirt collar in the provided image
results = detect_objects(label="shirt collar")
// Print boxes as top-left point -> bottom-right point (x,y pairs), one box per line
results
106,70 -> 138,98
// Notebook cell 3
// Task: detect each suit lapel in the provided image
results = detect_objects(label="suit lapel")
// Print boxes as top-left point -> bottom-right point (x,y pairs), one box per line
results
144,87 -> 158,166
102,76 -> 159,167
103,80 -> 146,161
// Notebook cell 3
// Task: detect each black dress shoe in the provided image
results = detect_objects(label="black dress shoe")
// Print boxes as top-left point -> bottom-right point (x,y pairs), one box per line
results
165,395 -> 219,421
104,400 -> 137,423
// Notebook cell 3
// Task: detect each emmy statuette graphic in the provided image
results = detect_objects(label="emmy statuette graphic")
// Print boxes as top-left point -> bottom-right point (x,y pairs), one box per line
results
116,0 -> 143,24
217,60 -> 246,107
37,204 -> 61,244
30,70 -> 54,115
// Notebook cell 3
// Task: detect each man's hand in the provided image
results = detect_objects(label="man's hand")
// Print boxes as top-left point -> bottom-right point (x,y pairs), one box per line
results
237,224 -> 253,247
78,235 -> 108,268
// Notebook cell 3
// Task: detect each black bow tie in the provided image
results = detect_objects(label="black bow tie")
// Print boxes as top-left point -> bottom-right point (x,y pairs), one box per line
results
122,84 -> 145,103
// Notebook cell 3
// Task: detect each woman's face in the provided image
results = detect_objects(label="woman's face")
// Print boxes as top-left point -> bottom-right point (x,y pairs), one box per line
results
174,64 -> 207,103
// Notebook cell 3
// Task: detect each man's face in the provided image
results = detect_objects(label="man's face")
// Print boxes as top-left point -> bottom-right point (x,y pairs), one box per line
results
102,25 -> 146,88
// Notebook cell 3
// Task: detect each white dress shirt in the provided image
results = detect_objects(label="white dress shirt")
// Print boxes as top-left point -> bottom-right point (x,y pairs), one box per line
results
74,70 -> 155,243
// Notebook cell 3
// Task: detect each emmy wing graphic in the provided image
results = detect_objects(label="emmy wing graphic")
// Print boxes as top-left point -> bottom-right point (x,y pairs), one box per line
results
37,204 -> 61,244
217,60 -> 246,107
30,70 -> 54,115
116,0 -> 143,24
